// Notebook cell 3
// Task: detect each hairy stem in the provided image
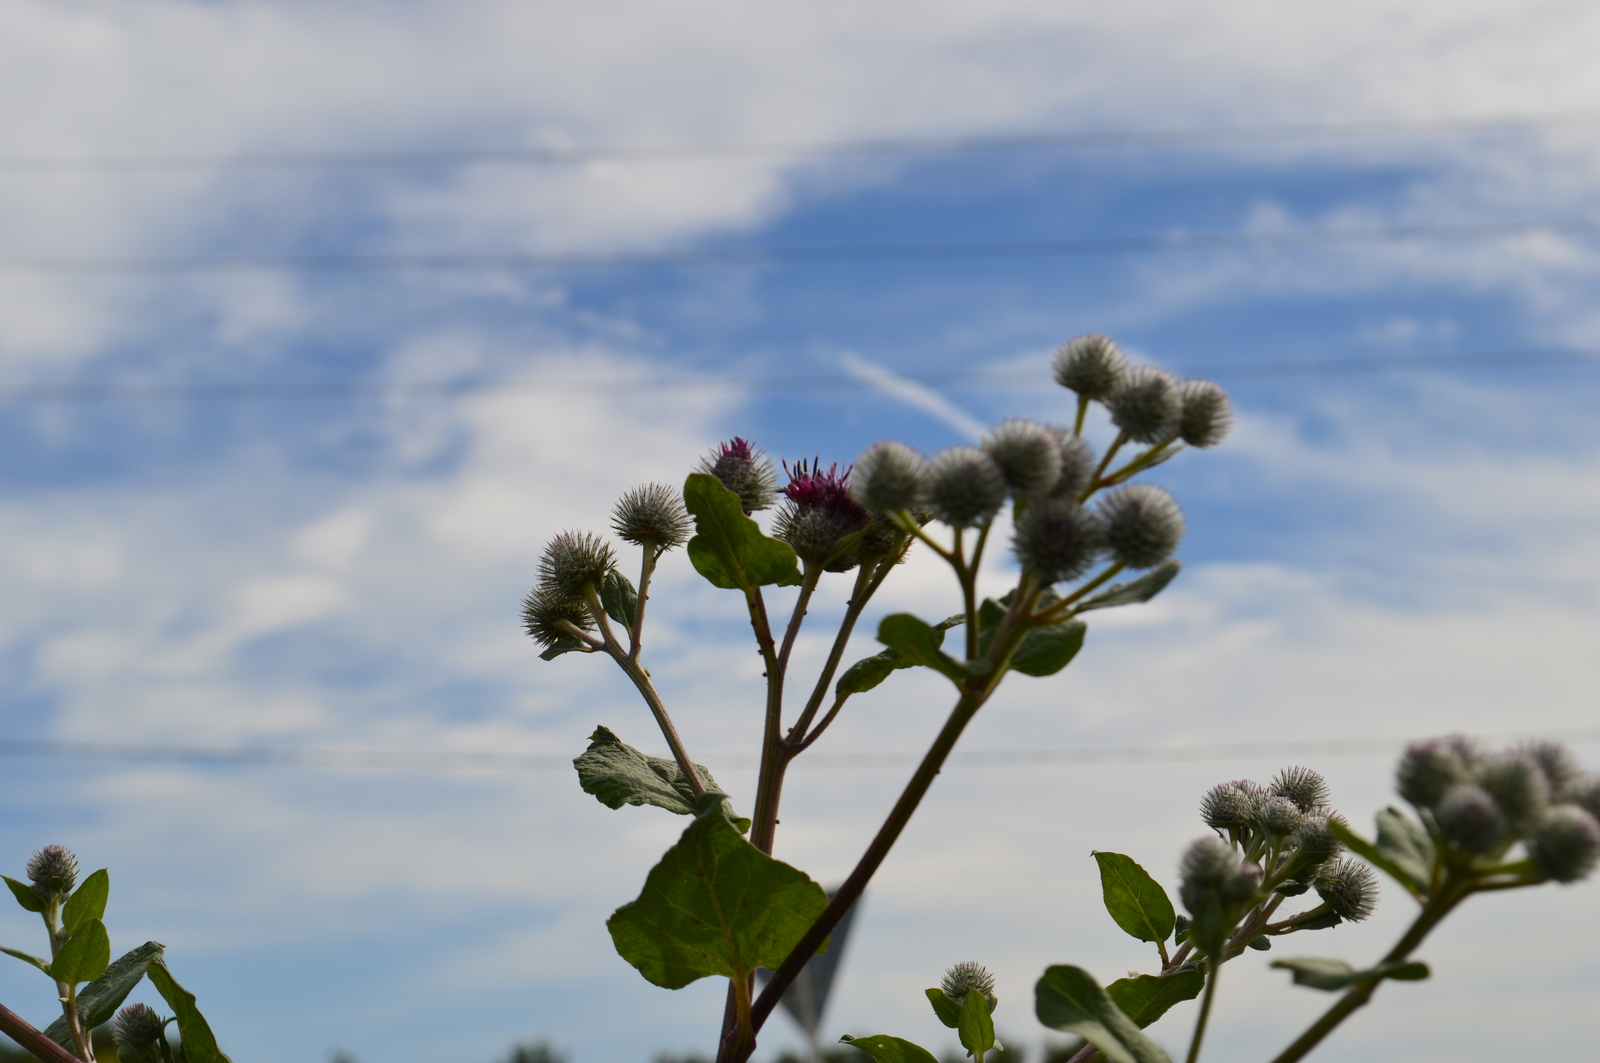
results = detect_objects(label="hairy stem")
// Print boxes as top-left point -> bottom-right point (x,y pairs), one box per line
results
1082,430 -> 1128,500
1184,956 -> 1220,1063
722,586 -> 1042,1063
786,558 -> 894,746
629,546 -> 659,660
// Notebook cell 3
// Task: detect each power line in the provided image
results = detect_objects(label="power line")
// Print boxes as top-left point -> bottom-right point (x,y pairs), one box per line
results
3,217 -> 1597,275
5,110 -> 1600,174
2,728 -> 1596,772
0,349 -> 1593,404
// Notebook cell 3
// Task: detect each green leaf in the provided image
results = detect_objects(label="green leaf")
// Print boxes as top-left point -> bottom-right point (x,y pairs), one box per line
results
537,636 -> 587,660
607,807 -> 830,989
838,1034 -> 941,1063
958,984 -> 995,1056
1375,807 -> 1435,891
1035,965 -> 1173,1063
148,956 -> 233,1063
682,473 -> 802,590
1074,561 -> 1182,613
601,570 -> 638,630
0,946 -> 50,974
876,614 -> 973,684
836,648 -> 916,698
1105,970 -> 1206,1029
50,918 -> 110,985
837,617 -> 963,700
45,941 -> 164,1050
2,876 -> 44,913
924,987 -> 962,1029
62,869 -> 109,934
1328,819 -> 1426,899
1008,619 -> 1087,677
573,726 -> 725,816
1271,957 -> 1430,991
1093,853 -> 1175,944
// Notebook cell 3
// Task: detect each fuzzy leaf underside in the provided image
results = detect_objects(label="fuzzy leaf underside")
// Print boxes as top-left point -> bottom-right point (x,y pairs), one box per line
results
682,473 -> 802,590
45,942 -> 165,1050
1271,956 -> 1430,991
1074,561 -> 1182,613
1035,965 -> 1173,1063
607,809 -> 829,989
574,726 -> 724,815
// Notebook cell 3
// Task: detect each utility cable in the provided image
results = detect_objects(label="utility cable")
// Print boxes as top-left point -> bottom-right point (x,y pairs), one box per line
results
4,110 -> 1600,173
1,728 -> 1597,772
0,349 -> 1593,404
2,217 -> 1598,275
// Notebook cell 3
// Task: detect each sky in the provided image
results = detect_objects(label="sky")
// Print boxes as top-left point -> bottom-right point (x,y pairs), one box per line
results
1,2 -> 1599,1062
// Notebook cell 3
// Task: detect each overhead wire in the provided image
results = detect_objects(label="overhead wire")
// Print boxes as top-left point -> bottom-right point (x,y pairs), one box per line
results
2,729 -> 1597,772
3,216 -> 1600,275
0,349 -> 1595,404
4,109 -> 1600,173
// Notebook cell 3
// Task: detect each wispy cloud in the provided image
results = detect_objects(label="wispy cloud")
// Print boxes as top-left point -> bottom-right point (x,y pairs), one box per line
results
839,350 -> 987,440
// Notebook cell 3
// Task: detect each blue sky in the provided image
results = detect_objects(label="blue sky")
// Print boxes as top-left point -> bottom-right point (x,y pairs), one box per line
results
2,3 -> 1599,1062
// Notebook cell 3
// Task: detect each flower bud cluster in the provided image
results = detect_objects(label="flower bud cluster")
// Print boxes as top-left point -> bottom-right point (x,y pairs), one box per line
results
1197,766 -> 1365,911
112,1004 -> 167,1063
773,459 -> 874,570
940,961 -> 998,1014
612,483 -> 691,551
1053,334 -> 1232,449
522,530 -> 616,651
699,437 -> 778,515
1397,737 -> 1600,882
25,844 -> 77,898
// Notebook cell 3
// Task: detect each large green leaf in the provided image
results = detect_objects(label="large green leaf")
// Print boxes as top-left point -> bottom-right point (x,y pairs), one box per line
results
62,870 -> 109,935
876,614 -> 974,685
1008,619 -> 1087,677
682,473 -> 801,590
2,876 -> 44,914
924,987 -> 962,1028
607,807 -> 829,989
958,984 -> 996,1056
1093,853 -> 1175,945
1375,807 -> 1435,890
51,919 -> 110,985
148,956 -> 233,1063
1327,819 -> 1426,900
838,1035 -> 941,1063
1074,561 -> 1181,613
1035,965 -> 1173,1063
1105,970 -> 1205,1028
45,941 -> 164,1050
1271,957 -> 1430,991
573,726 -> 723,816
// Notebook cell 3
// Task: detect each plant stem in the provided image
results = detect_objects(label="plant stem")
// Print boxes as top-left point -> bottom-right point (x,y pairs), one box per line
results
1265,879 -> 1471,1063
629,546 -> 659,660
725,589 -> 1041,1063
599,614 -> 706,801
1184,956 -> 1220,1063
1073,394 -> 1090,436
0,1001 -> 84,1063
785,558 -> 893,746
777,565 -> 823,676
747,584 -> 788,855
1082,430 -> 1128,500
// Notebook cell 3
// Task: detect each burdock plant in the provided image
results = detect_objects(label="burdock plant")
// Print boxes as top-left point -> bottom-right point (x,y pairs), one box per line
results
519,333 -> 1596,1063
525,336 -> 1230,1062
0,846 -> 230,1063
